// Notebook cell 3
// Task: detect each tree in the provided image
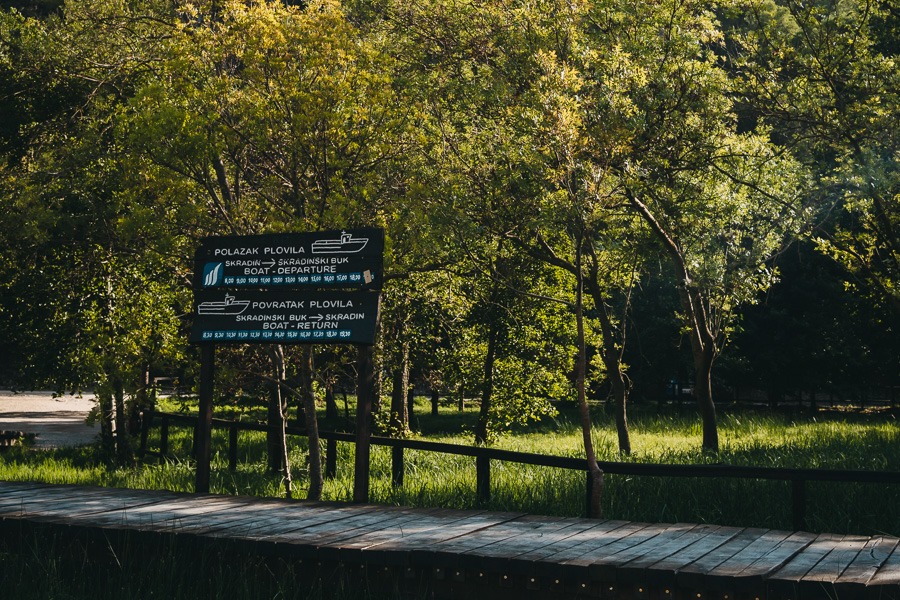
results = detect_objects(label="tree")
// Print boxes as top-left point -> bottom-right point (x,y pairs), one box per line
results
581,0 -> 808,451
730,0 -> 900,314
0,0 -> 190,461
117,0 -> 413,497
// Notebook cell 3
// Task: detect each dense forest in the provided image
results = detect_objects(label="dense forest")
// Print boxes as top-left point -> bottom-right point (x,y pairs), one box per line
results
0,0 -> 897,466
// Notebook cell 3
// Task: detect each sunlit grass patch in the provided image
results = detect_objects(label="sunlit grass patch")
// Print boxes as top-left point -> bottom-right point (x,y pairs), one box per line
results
1,401 -> 898,535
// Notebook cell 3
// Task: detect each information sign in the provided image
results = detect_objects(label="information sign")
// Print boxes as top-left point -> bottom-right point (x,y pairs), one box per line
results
194,228 -> 383,290
190,289 -> 380,345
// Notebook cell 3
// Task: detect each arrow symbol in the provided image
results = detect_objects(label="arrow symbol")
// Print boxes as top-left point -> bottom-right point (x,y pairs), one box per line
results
309,314 -> 324,321
262,260 -> 276,268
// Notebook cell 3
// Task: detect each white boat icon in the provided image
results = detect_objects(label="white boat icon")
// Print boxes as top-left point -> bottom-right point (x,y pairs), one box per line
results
311,231 -> 369,254
197,294 -> 250,316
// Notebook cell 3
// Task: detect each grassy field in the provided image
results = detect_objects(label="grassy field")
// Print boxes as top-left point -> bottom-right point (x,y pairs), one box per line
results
1,397 -> 898,536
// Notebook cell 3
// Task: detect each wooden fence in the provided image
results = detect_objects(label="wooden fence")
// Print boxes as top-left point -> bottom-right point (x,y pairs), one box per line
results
139,409 -> 900,531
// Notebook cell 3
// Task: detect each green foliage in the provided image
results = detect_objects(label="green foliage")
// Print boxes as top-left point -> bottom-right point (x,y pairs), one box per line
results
0,0 -> 896,463
729,0 -> 900,312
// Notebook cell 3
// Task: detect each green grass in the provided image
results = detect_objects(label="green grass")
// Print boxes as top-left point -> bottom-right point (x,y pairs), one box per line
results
1,397 -> 898,536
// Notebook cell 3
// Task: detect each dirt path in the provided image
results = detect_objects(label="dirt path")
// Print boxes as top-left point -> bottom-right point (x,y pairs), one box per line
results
0,391 -> 98,449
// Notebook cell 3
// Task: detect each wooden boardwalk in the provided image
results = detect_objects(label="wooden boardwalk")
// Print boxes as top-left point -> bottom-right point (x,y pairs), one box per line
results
1,481 -> 898,599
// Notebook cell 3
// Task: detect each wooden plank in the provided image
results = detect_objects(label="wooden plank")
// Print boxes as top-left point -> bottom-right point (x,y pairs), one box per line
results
802,535 -> 870,583
703,530 -> 817,594
513,519 -> 632,563
560,523 -> 670,568
370,511 -> 524,553
867,541 -> 900,587
675,527 -> 769,589
0,485 -> 175,520
258,505 -> 439,546
331,509 -> 495,552
389,512 -> 529,569
335,509 -> 497,566
0,483 -> 118,505
833,537 -> 899,595
706,529 -> 795,578
735,531 -> 816,581
637,525 -> 745,589
426,515 -> 539,556
765,533 -> 845,598
470,517 -> 597,560
589,523 -> 700,581
0,482 -> 176,505
197,503 -> 379,540
767,533 -> 844,581
437,515 -> 580,572
0,481 -> 48,495
530,520 -> 647,568
71,495 -> 264,532
298,508 -> 452,561
298,506 -> 448,548
506,519 -> 619,562
615,524 -> 733,585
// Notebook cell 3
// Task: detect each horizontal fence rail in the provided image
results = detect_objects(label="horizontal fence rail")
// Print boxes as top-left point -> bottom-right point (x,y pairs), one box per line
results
139,409 -> 900,531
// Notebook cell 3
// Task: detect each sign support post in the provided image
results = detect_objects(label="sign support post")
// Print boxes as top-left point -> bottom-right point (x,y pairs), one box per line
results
353,343 -> 375,503
196,344 -> 215,493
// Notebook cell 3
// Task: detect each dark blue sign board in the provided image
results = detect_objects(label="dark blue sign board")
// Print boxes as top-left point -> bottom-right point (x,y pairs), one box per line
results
190,289 -> 380,345
193,228 -> 384,291
190,228 -> 383,345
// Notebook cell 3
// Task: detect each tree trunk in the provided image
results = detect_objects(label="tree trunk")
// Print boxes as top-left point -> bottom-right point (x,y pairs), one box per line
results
430,388 -> 439,416
627,190 -> 720,452
389,341 -> 410,435
372,338 -> 384,416
97,388 -> 115,458
407,386 -> 416,427
693,345 -> 719,453
131,364 -> 150,436
267,345 -> 293,499
267,372 -> 286,473
610,371 -> 631,455
325,384 -> 338,421
585,282 -> 632,456
458,385 -> 464,411
113,376 -> 132,465
342,389 -> 350,421
575,238 -> 603,518
475,323 -> 498,445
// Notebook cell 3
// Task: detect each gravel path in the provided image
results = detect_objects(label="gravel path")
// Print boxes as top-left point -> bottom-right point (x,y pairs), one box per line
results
0,391 -> 98,448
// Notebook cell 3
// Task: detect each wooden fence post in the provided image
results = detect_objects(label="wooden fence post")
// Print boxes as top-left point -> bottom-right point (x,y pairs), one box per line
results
139,408 -> 153,459
392,445 -> 404,487
325,438 -> 337,480
476,454 -> 490,504
228,423 -> 238,472
159,415 -> 170,463
585,470 -> 594,518
792,478 -> 807,531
